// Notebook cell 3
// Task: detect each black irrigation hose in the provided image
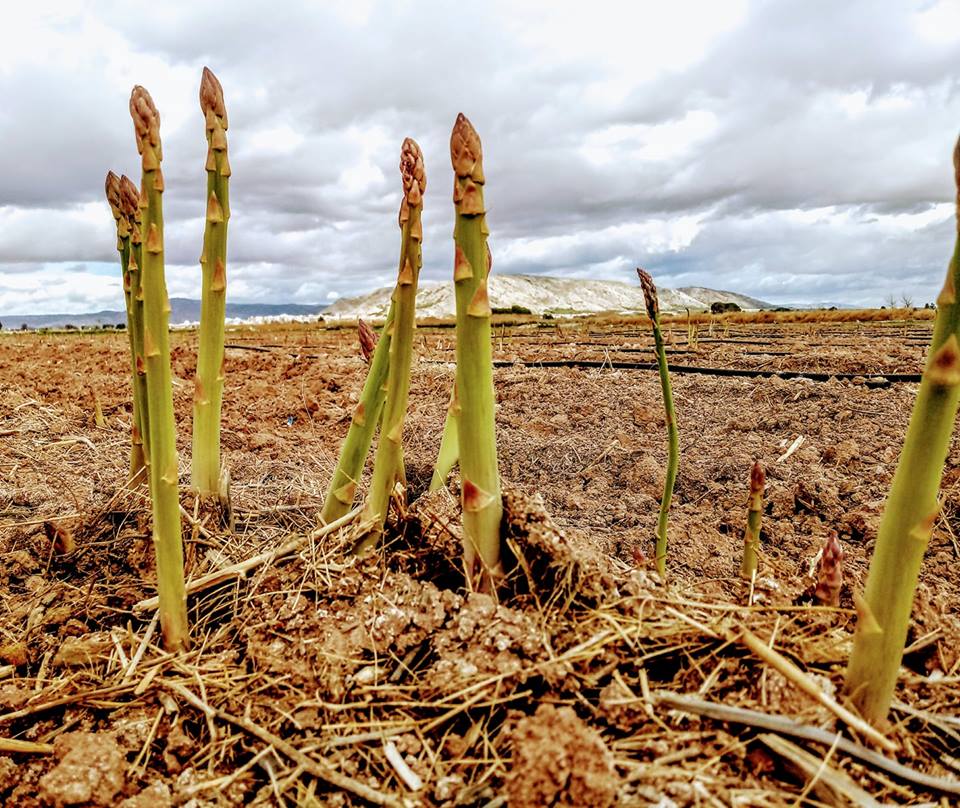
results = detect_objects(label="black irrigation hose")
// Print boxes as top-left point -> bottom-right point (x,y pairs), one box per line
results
489,358 -> 921,386
225,343 -> 921,387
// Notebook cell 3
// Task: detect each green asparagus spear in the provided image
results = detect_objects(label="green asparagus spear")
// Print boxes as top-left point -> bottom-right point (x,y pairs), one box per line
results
191,67 -> 231,497
130,85 -> 189,650
845,136 -> 960,724
356,138 -> 426,550
637,268 -> 679,579
451,114 -> 503,589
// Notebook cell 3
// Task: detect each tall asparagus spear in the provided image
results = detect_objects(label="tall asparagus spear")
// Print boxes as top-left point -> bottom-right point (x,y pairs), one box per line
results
637,268 -> 679,579
356,138 -> 426,550
321,305 -> 396,524
105,172 -> 147,480
130,85 -> 189,651
191,67 -> 231,497
120,174 -> 150,477
451,114 -> 503,588
740,460 -> 764,579
845,135 -> 960,724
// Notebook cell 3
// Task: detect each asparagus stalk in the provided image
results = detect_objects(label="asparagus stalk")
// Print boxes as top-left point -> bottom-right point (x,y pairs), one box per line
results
428,383 -> 460,492
120,174 -> 150,476
814,534 -> 843,607
451,114 -> 503,587
845,137 -> 960,724
320,304 -> 395,524
637,268 -> 679,579
358,319 -> 377,364
130,85 -> 189,651
191,67 -> 231,497
740,460 -> 764,579
105,172 -> 147,480
356,138 -> 426,550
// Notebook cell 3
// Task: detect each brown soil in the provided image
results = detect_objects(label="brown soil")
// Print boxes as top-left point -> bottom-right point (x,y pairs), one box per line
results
0,316 -> 958,806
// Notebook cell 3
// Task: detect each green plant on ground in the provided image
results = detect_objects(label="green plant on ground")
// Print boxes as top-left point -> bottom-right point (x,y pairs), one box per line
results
321,307 -> 395,524
429,383 -> 460,491
119,174 -> 150,476
451,114 -> 503,589
358,319 -> 377,363
191,67 -> 231,498
686,307 -> 698,350
845,136 -> 960,724
740,460 -> 764,579
105,171 -> 147,481
130,85 -> 189,651
637,268 -> 679,579
356,138 -> 426,550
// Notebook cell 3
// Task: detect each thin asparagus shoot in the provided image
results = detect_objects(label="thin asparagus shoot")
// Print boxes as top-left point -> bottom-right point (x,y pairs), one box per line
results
320,305 -> 396,524
429,383 -> 460,492
357,138 -> 426,550
105,171 -> 146,480
120,174 -> 150,476
130,85 -> 189,651
740,460 -> 764,579
191,67 -> 231,497
637,268 -> 679,579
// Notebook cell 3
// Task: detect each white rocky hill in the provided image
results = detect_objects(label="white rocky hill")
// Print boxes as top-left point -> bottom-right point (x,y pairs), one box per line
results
324,274 -> 772,320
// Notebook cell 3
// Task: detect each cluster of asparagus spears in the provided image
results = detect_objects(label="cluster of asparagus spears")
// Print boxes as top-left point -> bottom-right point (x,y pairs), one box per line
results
105,69 -> 231,650
321,115 -> 503,589
105,75 -> 960,729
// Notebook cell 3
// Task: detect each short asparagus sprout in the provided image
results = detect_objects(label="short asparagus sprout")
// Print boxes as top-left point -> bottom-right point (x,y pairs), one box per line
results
637,268 -> 679,578
845,135 -> 960,724
130,85 -> 189,651
192,67 -> 231,498
357,138 -> 426,550
320,304 -> 396,524
429,383 -> 460,492
814,533 -> 843,607
358,319 -> 377,364
686,308 -> 698,350
451,114 -> 503,589
105,171 -> 146,480
740,460 -> 764,579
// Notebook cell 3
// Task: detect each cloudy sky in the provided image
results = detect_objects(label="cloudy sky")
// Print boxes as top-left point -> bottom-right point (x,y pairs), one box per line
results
2,0 -> 960,315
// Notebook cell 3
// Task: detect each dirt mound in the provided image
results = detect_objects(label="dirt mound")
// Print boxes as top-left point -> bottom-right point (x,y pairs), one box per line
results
38,732 -> 125,807
508,703 -> 617,808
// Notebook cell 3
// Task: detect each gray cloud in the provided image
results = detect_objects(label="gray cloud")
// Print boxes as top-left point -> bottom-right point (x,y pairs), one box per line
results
2,0 -> 960,315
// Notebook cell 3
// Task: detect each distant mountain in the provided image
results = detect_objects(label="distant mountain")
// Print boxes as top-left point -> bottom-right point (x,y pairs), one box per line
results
1,298 -> 327,330
324,274 -> 777,320
676,286 -> 773,311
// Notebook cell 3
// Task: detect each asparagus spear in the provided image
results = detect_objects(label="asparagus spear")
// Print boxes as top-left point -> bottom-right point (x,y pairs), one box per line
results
105,172 -> 147,480
451,114 -> 503,588
637,268 -> 679,579
191,67 -> 231,497
428,383 -> 460,492
120,174 -> 150,476
740,460 -> 764,579
358,319 -> 377,364
845,136 -> 960,724
814,534 -> 843,607
356,138 -> 426,550
130,85 -> 189,651
320,306 -> 396,524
